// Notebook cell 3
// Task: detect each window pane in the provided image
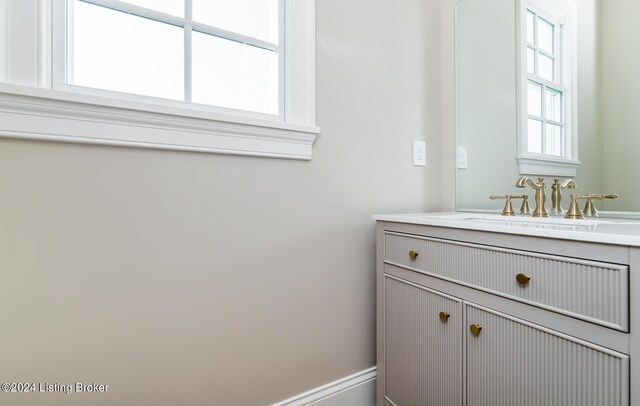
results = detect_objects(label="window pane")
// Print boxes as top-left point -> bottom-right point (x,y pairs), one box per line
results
527,47 -> 535,74
192,32 -> 278,115
527,81 -> 542,117
72,1 -> 184,100
545,124 -> 562,156
528,119 -> 542,154
193,0 -> 279,44
545,88 -> 562,122
538,17 -> 554,54
539,54 -> 554,81
120,0 -> 184,17
526,11 -> 535,44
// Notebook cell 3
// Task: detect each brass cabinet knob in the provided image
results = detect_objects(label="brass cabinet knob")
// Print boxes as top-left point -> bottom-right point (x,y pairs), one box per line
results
439,312 -> 450,323
469,324 -> 482,337
516,273 -> 531,285
408,250 -> 419,260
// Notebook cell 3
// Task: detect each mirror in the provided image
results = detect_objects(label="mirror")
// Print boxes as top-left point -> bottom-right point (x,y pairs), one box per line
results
455,0 -> 640,216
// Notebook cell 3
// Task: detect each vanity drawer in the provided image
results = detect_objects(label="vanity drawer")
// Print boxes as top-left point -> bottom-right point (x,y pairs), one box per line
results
384,232 -> 629,331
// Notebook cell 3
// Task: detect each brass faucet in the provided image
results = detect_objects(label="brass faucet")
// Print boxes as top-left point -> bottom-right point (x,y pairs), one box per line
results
516,176 -> 548,217
550,178 -> 576,215
490,194 -> 531,216
565,193 -> 619,219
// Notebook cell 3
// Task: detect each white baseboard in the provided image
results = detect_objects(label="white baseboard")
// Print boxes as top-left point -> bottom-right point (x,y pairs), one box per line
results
271,367 -> 377,406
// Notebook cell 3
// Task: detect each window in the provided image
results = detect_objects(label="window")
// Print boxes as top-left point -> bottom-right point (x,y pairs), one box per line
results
62,0 -> 279,115
517,0 -> 578,177
0,0 -> 318,160
526,9 -> 564,157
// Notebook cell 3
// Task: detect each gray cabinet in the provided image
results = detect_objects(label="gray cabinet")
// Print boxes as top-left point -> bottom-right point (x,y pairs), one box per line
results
384,276 -> 462,406
376,222 -> 631,406
465,303 -> 629,406
384,231 -> 629,331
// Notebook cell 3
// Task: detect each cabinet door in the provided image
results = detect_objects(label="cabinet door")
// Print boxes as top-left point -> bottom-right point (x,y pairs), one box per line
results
384,275 -> 463,406
465,303 -> 629,406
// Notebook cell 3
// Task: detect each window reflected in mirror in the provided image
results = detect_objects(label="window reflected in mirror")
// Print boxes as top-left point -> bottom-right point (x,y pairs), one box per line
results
520,2 -> 573,163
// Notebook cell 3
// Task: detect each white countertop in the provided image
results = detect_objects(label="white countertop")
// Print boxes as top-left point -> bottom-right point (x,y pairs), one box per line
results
373,212 -> 640,247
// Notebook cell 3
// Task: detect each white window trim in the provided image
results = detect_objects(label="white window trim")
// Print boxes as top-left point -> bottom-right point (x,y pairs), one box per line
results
516,0 -> 578,176
0,0 -> 318,160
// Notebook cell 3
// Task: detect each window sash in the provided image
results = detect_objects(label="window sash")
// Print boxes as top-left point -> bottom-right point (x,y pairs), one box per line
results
526,7 -> 562,86
527,78 -> 565,156
52,0 -> 285,118
524,5 -> 566,158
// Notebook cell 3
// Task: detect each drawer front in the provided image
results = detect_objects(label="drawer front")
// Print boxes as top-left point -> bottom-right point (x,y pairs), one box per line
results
384,232 -> 629,331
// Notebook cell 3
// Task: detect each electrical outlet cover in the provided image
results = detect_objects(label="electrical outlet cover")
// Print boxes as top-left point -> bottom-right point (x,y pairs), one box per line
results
413,140 -> 426,166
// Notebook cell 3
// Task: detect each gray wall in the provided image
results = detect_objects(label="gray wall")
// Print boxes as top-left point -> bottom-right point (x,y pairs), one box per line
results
602,0 -> 640,211
455,0 -> 519,211
575,0 -> 604,199
0,0 -> 443,405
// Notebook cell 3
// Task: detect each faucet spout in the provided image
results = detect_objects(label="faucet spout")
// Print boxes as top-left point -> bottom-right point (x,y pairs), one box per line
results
516,176 -> 548,217
516,176 -> 543,190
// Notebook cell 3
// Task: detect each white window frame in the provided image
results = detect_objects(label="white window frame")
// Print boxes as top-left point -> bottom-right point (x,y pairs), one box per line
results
526,7 -> 566,156
0,0 -> 318,160
516,0 -> 578,177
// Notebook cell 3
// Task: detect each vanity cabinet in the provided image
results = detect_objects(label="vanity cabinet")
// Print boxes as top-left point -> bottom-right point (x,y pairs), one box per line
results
384,276 -> 462,406
376,219 -> 633,406
465,303 -> 628,406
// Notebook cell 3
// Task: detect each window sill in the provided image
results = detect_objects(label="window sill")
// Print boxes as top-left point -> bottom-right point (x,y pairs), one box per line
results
0,83 -> 320,160
517,154 -> 580,177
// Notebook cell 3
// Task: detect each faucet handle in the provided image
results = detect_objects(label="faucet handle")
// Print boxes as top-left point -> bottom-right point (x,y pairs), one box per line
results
565,194 -> 619,219
490,194 -> 517,216
582,194 -> 619,200
517,195 -> 531,215
504,194 -> 531,214
582,194 -> 618,217
565,194 -> 584,219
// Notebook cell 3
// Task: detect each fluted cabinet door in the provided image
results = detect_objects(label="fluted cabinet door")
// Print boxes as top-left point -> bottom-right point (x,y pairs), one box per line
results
465,303 -> 629,406
384,276 -> 463,406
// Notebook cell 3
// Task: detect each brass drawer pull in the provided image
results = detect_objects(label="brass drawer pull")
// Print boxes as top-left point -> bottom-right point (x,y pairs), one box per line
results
409,250 -> 419,260
470,324 -> 482,337
439,312 -> 450,323
516,273 -> 531,285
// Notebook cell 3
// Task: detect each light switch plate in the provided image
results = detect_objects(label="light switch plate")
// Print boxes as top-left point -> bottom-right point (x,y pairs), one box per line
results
413,140 -> 426,166
457,146 -> 468,169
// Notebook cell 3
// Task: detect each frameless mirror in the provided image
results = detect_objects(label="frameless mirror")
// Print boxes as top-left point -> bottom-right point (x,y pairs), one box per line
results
455,0 -> 640,216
